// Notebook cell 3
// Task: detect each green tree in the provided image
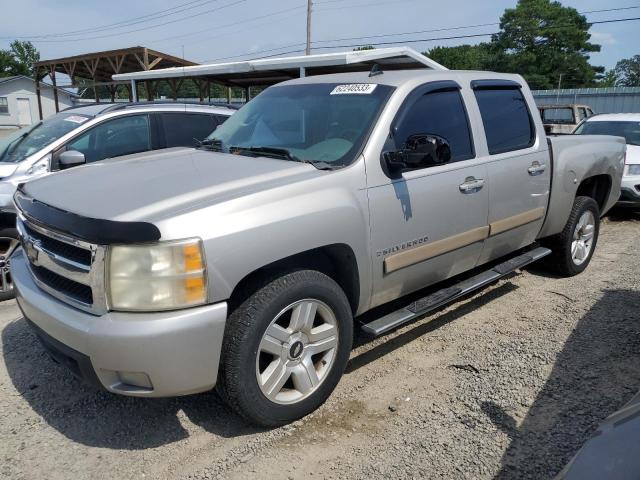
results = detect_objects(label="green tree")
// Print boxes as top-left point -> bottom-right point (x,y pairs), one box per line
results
614,55 -> 640,87
492,0 -> 602,89
597,69 -> 618,87
0,41 -> 40,77
426,43 -> 498,70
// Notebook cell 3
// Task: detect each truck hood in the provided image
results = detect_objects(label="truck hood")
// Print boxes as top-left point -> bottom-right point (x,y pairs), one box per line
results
626,144 -> 640,165
21,147 -> 320,222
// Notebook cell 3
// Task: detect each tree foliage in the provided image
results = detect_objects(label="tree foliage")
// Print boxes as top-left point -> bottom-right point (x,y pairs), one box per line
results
0,41 -> 40,77
428,44 -> 495,71
614,55 -> 640,87
425,0 -> 604,89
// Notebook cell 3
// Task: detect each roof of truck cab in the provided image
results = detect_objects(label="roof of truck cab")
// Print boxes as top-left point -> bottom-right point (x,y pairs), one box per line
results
277,69 -> 524,87
585,113 -> 640,122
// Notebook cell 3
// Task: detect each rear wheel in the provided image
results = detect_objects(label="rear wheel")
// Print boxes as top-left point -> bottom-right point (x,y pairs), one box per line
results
545,196 -> 600,277
218,270 -> 353,427
0,228 -> 19,301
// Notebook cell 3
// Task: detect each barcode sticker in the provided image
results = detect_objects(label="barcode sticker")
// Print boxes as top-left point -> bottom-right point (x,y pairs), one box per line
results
330,84 -> 377,95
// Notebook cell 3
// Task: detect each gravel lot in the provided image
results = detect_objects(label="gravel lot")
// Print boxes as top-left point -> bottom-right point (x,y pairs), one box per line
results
1,210 -> 639,480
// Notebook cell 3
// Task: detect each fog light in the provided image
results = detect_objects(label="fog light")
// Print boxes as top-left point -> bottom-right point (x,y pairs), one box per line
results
117,371 -> 153,390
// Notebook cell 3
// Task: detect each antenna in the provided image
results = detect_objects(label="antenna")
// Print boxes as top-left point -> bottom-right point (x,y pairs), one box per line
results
369,63 -> 383,77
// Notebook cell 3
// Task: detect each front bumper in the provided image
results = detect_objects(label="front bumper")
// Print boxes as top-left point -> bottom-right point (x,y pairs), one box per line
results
12,249 -> 228,397
618,175 -> 640,207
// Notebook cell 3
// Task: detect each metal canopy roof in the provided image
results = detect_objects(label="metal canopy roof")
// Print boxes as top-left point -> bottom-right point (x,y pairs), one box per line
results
112,47 -> 446,87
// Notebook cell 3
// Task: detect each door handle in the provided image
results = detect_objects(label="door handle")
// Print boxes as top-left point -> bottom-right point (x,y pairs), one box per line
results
528,162 -> 546,176
459,177 -> 485,194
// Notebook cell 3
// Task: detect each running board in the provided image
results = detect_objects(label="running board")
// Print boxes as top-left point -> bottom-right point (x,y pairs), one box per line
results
361,247 -> 551,337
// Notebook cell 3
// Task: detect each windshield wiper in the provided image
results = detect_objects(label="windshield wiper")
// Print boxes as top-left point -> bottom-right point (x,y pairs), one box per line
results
229,146 -> 336,170
197,138 -> 224,151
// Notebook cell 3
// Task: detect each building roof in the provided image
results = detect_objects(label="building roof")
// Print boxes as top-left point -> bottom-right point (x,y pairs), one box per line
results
112,47 -> 447,86
0,75 -> 78,96
34,46 -> 198,85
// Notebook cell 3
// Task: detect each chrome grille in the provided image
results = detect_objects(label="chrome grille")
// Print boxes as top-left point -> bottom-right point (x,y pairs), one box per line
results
17,215 -> 108,315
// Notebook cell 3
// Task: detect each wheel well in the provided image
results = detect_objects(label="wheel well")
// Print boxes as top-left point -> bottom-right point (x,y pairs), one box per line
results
228,244 -> 360,314
576,175 -> 611,213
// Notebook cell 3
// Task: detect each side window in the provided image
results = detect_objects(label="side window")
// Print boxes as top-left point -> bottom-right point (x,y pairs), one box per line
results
474,88 -> 535,155
393,89 -> 474,163
577,108 -> 587,121
67,115 -> 150,163
161,113 -> 219,148
0,97 -> 8,114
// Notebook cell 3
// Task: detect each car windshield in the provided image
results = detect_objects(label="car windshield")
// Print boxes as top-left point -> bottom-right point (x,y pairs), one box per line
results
540,107 -> 575,124
202,82 -> 394,168
0,112 -> 91,163
574,120 -> 640,146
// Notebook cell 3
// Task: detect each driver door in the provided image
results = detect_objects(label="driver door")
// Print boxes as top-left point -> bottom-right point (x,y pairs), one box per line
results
367,82 -> 490,308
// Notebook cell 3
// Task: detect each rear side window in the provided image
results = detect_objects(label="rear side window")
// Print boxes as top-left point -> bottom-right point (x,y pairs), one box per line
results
161,113 -> 219,148
394,89 -> 474,162
475,88 -> 535,155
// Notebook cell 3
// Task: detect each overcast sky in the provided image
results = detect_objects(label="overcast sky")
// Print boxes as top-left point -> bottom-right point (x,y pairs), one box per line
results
2,0 -> 638,74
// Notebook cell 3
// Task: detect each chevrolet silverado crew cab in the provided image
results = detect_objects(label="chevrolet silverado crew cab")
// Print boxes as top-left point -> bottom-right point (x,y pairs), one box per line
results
11,70 -> 625,427
0,102 -> 235,300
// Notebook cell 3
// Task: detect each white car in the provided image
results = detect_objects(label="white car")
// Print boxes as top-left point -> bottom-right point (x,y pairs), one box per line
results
0,102 -> 236,299
574,113 -> 640,208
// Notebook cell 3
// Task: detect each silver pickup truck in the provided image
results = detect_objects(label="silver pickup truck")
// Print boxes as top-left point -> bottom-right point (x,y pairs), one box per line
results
10,69 -> 625,427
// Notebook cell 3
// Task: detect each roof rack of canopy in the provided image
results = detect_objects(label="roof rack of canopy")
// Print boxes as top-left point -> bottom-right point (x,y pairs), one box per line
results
112,47 -> 447,102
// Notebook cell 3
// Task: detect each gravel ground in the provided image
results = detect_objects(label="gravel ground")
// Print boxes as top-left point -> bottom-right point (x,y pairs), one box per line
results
1,210 -> 639,480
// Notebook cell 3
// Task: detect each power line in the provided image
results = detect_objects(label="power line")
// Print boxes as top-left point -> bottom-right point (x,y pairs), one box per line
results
17,0 -> 247,43
202,15 -> 640,64
148,5 -> 306,45
1,0 -> 222,40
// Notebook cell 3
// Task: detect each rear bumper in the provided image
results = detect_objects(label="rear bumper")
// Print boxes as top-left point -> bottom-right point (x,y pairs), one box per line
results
13,249 -> 228,397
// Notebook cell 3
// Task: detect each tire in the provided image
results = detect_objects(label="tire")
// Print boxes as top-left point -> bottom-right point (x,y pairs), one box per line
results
544,196 -> 600,277
218,269 -> 353,427
0,227 -> 19,302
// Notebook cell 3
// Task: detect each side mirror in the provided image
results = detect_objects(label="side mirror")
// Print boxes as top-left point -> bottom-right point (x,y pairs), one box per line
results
59,150 -> 86,170
383,134 -> 451,175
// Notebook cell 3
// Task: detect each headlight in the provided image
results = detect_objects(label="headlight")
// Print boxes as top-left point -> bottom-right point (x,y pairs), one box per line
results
108,238 -> 207,311
626,164 -> 640,176
26,154 -> 51,176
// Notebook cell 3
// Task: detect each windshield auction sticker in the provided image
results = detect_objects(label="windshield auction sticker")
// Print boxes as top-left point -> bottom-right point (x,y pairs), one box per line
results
64,115 -> 90,124
330,84 -> 377,95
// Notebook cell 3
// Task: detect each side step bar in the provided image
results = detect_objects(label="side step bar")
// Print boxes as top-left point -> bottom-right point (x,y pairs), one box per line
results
361,246 -> 551,337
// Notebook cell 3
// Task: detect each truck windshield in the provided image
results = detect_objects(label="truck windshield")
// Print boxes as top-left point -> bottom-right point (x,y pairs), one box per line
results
202,83 -> 394,168
0,112 -> 91,163
574,121 -> 640,146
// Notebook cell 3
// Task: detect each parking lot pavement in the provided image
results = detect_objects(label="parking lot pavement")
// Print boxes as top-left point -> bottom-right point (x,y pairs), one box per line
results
1,210 -> 639,480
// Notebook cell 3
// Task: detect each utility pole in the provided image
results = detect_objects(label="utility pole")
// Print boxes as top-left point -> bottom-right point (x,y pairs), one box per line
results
306,0 -> 312,55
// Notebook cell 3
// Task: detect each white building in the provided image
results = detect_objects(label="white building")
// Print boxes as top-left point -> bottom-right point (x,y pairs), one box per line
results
0,75 -> 76,131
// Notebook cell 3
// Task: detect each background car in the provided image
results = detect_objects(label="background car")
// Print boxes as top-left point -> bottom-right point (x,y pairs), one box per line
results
539,104 -> 594,134
0,101 -> 236,300
574,113 -> 640,208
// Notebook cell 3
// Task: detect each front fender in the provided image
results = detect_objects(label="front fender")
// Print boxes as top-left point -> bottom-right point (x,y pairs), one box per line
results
156,162 -> 373,314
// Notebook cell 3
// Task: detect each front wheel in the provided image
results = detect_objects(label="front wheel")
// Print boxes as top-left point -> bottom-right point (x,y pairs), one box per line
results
545,196 -> 600,277
218,270 -> 353,427
0,227 -> 19,301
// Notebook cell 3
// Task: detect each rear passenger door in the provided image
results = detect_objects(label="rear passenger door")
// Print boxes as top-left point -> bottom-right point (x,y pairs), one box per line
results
159,113 -> 221,148
471,80 -> 551,265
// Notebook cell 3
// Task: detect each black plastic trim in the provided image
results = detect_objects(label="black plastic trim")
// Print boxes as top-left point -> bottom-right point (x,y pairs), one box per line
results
471,79 -> 522,90
14,184 -> 161,244
25,318 -> 104,390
